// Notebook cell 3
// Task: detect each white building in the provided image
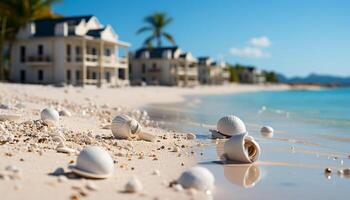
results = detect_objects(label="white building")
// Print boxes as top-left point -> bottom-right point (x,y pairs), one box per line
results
129,46 -> 198,86
10,15 -> 130,86
197,57 -> 230,85
239,67 -> 266,84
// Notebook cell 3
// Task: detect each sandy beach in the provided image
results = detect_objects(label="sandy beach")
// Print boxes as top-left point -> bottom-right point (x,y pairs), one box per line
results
0,83 -> 289,200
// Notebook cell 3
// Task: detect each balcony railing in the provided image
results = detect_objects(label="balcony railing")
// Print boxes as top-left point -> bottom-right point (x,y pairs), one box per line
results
27,55 -> 51,62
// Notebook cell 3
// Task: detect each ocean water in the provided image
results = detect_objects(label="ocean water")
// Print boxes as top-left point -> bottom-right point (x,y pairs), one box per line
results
146,88 -> 350,200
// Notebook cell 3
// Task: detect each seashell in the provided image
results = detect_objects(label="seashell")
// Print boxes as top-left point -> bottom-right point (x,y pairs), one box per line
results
0,114 -> 21,121
260,126 -> 274,138
41,108 -> 59,125
111,114 -> 156,142
59,109 -> 72,117
71,146 -> 113,179
56,142 -> 77,154
124,176 -> 143,193
210,115 -> 247,139
177,166 -> 215,191
0,103 -> 11,110
224,133 -> 260,163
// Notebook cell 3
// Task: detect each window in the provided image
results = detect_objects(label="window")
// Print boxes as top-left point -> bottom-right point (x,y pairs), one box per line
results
75,46 -> 81,61
75,70 -> 81,81
118,69 -> 125,80
66,44 -> 71,62
38,70 -> 44,81
92,72 -> 97,80
105,72 -> 111,83
92,47 -> 97,55
66,70 -> 71,83
38,45 -> 43,56
142,63 -> 146,74
105,48 -> 111,56
20,46 -> 26,63
129,64 -> 132,74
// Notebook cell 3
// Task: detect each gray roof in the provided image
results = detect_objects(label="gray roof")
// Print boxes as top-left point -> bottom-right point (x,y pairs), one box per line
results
134,46 -> 179,59
32,15 -> 94,37
86,27 -> 106,38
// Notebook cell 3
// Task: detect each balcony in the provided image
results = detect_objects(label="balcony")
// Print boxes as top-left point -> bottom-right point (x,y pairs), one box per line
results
26,55 -> 52,65
147,68 -> 161,74
176,67 -> 198,76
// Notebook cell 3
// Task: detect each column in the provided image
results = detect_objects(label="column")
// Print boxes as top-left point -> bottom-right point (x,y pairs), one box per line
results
82,39 -> 87,86
98,40 -> 104,87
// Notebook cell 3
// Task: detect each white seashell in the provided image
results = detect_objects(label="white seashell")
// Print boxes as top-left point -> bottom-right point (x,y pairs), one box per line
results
59,109 -> 71,117
260,126 -> 274,138
111,114 -> 156,142
41,108 -> 59,125
56,143 -> 77,154
111,114 -> 141,139
177,166 -> 215,191
0,114 -> 21,121
211,115 -> 247,138
124,176 -> 143,193
224,133 -> 260,163
173,184 -> 184,192
0,103 -> 11,110
71,146 -> 113,179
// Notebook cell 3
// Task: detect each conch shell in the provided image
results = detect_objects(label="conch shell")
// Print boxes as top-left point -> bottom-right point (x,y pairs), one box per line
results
40,108 -> 59,126
210,115 -> 247,139
177,166 -> 215,191
224,133 -> 260,163
111,114 -> 156,142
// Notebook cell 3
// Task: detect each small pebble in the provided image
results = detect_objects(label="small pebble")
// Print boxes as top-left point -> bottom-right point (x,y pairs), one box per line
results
125,176 -> 143,193
86,181 -> 98,191
324,168 -> 332,174
152,169 -> 160,176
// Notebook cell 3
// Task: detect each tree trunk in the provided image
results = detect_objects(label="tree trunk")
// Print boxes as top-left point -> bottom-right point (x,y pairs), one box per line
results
157,36 -> 161,48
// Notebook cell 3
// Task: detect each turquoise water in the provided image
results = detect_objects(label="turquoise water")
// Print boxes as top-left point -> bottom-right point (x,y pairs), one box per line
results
147,88 -> 350,200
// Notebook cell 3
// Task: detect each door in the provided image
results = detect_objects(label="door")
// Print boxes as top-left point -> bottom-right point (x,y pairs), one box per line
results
20,70 -> 26,83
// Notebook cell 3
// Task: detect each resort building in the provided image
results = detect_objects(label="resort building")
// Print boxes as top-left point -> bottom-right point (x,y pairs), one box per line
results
239,67 -> 266,84
197,57 -> 230,85
129,47 -> 198,86
10,15 -> 130,86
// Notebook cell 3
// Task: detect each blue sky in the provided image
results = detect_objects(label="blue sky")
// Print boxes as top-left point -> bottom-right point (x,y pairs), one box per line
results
53,0 -> 350,77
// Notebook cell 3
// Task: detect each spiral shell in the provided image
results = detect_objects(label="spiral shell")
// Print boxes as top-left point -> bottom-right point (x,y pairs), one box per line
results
71,146 -> 113,179
111,114 -> 142,139
215,115 -> 247,137
177,166 -> 215,191
224,133 -> 260,163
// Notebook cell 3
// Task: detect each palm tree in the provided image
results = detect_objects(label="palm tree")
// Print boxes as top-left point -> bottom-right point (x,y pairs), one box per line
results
137,12 -> 175,48
0,0 -> 61,80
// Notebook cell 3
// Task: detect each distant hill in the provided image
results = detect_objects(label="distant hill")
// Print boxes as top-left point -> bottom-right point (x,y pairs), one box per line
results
277,73 -> 350,85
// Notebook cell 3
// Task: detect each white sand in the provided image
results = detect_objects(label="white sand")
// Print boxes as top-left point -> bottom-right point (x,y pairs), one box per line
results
0,83 -> 289,200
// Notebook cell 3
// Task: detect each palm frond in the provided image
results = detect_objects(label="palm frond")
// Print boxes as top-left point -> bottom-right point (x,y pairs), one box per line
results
136,26 -> 152,34
162,32 -> 176,45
